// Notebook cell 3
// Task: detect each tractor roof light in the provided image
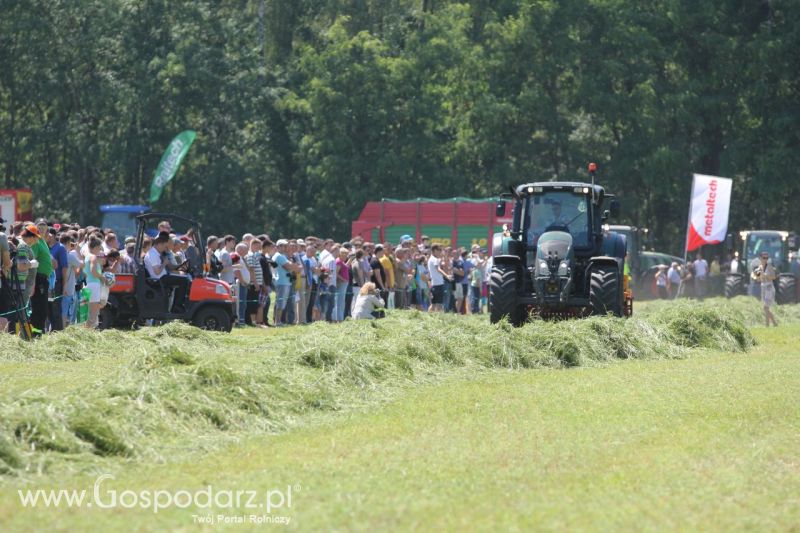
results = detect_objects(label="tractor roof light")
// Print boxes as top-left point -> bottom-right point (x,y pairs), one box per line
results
527,186 -> 534,194
779,231 -> 789,241
739,231 -> 748,241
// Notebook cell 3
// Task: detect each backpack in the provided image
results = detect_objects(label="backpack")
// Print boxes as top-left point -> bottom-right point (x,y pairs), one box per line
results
209,252 -> 223,276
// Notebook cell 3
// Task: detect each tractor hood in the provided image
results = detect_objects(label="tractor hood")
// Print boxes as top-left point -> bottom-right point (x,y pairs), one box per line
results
537,231 -> 574,264
534,231 -> 574,303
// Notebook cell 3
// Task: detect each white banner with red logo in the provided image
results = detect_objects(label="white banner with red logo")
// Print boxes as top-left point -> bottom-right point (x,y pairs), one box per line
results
685,173 -> 733,252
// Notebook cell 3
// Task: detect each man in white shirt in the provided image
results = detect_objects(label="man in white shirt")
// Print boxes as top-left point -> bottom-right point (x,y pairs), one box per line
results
427,244 -> 451,312
216,235 -> 236,285
145,232 -> 189,311
693,251 -> 709,300
667,262 -> 681,298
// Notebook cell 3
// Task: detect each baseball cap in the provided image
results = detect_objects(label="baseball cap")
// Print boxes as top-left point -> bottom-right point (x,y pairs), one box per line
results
276,239 -> 288,246
179,235 -> 190,242
400,234 -> 413,243
23,224 -> 41,238
125,236 -> 136,244
296,239 -> 306,246
374,244 -> 384,251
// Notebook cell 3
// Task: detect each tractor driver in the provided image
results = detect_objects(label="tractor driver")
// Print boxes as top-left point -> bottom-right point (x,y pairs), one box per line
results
145,231 -> 189,312
549,200 -> 569,227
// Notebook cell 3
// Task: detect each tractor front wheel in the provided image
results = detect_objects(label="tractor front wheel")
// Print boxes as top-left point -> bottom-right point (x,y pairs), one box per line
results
777,274 -> 797,305
589,265 -> 623,317
724,274 -> 744,299
489,266 -> 525,326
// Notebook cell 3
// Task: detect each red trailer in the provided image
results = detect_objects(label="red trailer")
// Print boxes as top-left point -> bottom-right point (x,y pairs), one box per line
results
352,197 -> 514,250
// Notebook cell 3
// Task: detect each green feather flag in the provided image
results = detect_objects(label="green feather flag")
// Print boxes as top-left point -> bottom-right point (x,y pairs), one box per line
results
149,130 -> 196,203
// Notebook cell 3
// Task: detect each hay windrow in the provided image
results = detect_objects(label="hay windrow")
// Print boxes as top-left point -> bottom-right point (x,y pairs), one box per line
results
0,298 -> 774,477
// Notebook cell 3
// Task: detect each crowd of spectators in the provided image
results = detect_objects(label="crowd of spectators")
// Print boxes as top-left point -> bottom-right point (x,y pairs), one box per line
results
0,216 -> 494,334
0,217 -> 152,334
205,233 -> 493,327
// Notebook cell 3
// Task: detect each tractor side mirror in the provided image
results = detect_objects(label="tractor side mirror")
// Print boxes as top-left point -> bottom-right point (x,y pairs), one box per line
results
609,199 -> 621,219
788,234 -> 798,251
725,233 -> 733,251
495,202 -> 506,217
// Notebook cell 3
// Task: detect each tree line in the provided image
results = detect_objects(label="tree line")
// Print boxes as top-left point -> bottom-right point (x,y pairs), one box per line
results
1,0 -> 798,253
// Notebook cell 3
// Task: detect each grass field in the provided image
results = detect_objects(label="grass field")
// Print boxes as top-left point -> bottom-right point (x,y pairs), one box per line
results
0,298 -> 798,530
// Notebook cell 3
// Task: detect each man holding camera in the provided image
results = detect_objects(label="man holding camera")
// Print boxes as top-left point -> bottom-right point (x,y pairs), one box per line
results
144,231 -> 189,312
752,252 -> 778,327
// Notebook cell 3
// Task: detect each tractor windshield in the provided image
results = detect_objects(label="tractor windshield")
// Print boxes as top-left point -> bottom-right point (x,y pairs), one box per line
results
746,233 -> 785,269
524,191 -> 590,248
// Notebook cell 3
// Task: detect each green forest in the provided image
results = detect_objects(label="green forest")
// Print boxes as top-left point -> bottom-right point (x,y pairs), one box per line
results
1,0 -> 798,252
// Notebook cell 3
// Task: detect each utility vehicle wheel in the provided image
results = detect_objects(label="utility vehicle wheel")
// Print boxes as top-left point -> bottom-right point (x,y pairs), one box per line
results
192,307 -> 232,332
589,265 -> 623,317
98,307 -> 114,330
488,266 -> 525,326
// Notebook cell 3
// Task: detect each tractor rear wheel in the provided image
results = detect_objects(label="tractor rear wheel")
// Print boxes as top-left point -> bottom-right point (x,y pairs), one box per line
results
777,275 -> 797,305
724,274 -> 744,299
589,265 -> 623,317
192,306 -> 233,332
489,266 -> 525,326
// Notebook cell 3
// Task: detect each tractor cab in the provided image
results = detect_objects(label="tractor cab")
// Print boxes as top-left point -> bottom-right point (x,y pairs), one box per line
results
740,230 -> 792,272
101,213 -> 235,331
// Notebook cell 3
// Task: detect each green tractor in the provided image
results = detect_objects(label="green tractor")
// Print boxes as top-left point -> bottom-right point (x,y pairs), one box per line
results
489,164 -> 632,326
725,230 -> 799,304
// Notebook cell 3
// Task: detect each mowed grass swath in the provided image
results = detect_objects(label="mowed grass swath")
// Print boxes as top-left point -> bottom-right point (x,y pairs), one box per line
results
0,298 -> 760,478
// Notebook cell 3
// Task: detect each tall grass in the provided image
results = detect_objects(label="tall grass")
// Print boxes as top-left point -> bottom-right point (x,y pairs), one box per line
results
0,298 -> 772,477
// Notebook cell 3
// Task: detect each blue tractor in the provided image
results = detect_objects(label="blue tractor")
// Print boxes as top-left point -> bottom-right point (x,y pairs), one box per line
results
99,205 -> 150,241
489,164 -> 631,325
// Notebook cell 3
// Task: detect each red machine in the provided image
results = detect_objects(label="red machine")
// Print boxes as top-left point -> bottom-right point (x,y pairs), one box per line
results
351,197 -> 513,249
0,188 -> 33,223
